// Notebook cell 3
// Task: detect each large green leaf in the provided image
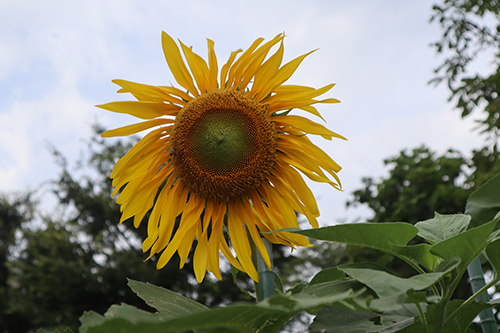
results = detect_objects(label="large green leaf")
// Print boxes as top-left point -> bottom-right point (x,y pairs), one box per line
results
465,172 -> 500,229
287,223 -> 418,253
415,213 -> 470,245
127,279 -> 208,317
430,217 -> 499,273
485,238 -> 500,275
308,307 -> 380,333
301,279 -> 367,298
309,304 -> 422,333
79,288 -> 360,333
337,259 -> 458,298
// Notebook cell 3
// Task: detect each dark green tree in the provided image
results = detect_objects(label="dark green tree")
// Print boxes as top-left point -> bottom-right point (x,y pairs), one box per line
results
0,193 -> 35,333
347,146 -> 471,224
431,0 -> 500,140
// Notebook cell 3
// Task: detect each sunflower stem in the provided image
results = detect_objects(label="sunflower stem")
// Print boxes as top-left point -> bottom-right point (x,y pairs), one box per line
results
254,237 -> 275,301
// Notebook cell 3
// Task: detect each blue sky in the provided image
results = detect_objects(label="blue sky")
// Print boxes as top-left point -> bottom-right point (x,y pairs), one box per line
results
1,1 -> 489,224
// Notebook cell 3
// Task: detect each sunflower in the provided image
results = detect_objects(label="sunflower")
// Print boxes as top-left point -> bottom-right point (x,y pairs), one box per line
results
98,32 -> 346,282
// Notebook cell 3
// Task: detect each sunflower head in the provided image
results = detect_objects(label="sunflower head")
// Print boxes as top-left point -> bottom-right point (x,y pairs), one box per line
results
98,32 -> 346,282
171,89 -> 277,201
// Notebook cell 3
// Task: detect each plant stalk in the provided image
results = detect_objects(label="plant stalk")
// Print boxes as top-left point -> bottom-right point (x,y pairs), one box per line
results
416,302 -> 429,333
464,257 -> 497,333
256,237 -> 275,301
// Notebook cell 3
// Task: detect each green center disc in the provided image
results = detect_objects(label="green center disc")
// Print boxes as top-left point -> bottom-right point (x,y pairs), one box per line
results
190,113 -> 253,171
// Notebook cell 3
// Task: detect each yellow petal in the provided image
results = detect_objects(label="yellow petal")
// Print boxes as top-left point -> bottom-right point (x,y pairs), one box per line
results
97,101 -> 180,119
206,39 -> 218,90
161,32 -> 199,96
268,174 -> 319,228
113,79 -> 186,105
156,194 -> 205,269
110,128 -> 165,178
227,37 -> 264,89
220,49 -> 242,88
265,83 -> 336,105
219,230 -> 244,272
150,184 -> 188,255
206,202 -> 224,280
250,41 -> 284,98
237,33 -> 284,91
235,200 -> 271,269
178,224 -> 197,268
102,118 -> 174,137
274,115 -> 346,140
179,41 -> 211,94
227,201 -> 258,281
280,133 -> 342,173
254,50 -> 316,101
193,225 -> 209,282
273,161 -> 319,216
158,86 -> 193,102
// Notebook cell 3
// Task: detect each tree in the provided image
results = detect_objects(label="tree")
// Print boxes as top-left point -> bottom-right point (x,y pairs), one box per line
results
0,193 -> 35,333
347,146 -> 471,224
431,0 -> 500,140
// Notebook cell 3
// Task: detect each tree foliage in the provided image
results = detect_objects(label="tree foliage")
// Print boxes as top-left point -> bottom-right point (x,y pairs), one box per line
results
347,146 -> 472,224
431,0 -> 500,139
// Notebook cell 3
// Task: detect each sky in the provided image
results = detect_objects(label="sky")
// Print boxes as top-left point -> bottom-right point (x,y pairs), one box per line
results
0,1 -> 492,226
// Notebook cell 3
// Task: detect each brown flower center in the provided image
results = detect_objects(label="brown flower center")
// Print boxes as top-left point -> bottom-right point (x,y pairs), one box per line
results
170,89 -> 277,201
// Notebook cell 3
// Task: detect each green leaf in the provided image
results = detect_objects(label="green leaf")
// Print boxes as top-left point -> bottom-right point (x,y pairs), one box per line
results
271,272 -> 284,295
287,222 -> 418,254
403,290 -> 440,304
308,307 -> 380,333
287,282 -> 307,295
430,217 -> 498,273
466,172 -> 500,229
337,263 -> 455,298
376,304 -> 422,332
79,303 -> 169,333
377,318 -> 415,333
485,239 -> 500,274
309,267 -> 345,285
434,257 -> 461,273
367,292 -> 409,312
415,213 -> 470,245
127,279 -> 208,317
389,243 -> 439,271
80,288 -> 361,333
301,279 -> 367,298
